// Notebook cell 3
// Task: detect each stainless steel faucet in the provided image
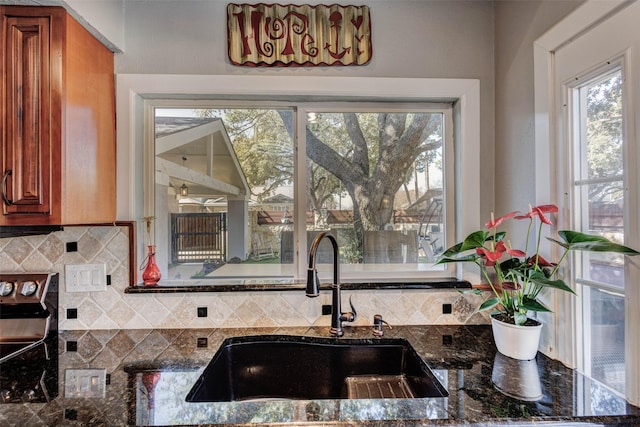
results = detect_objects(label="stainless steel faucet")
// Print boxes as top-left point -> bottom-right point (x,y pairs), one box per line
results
306,231 -> 356,337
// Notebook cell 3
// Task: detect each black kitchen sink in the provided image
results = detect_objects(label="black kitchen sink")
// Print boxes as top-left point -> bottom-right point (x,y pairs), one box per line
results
186,335 -> 448,402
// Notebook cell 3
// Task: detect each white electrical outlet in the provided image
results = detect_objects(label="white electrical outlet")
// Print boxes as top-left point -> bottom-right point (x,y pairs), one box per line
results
65,263 -> 107,292
64,369 -> 107,398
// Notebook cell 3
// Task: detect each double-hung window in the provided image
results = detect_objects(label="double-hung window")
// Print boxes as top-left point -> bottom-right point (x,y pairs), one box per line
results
571,67 -> 627,394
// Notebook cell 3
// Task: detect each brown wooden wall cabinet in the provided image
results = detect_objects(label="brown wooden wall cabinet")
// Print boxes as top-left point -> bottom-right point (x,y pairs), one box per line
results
1,6 -> 116,226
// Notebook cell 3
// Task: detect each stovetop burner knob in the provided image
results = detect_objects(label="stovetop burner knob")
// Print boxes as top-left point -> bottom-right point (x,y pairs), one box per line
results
0,281 -> 14,297
22,389 -> 37,402
20,280 -> 38,297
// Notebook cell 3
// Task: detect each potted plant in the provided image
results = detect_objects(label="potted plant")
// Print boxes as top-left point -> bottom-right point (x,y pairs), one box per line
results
437,204 -> 639,360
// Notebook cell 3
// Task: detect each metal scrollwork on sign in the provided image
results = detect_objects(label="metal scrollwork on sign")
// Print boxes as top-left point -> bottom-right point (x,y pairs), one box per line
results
227,3 -> 372,67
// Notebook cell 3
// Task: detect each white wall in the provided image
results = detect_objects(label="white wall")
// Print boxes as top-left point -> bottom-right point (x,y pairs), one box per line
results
115,0 -> 497,221
494,1 -> 583,218
64,0 -> 124,51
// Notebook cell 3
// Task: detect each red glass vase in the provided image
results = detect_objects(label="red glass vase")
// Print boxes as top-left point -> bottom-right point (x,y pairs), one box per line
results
142,245 -> 161,286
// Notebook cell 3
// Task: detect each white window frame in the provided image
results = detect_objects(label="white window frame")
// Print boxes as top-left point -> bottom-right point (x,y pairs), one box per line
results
145,101 -> 455,281
116,75 -> 481,283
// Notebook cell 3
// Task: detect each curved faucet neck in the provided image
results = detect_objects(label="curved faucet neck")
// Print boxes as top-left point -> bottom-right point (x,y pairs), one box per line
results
308,231 -> 339,285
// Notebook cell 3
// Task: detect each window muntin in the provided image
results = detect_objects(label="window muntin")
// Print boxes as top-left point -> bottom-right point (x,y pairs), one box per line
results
151,102 -> 454,282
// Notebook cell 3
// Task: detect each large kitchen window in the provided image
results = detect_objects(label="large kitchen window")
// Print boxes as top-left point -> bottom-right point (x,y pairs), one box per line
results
148,102 -> 454,282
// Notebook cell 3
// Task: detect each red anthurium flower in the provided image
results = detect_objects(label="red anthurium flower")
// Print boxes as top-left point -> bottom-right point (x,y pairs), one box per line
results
527,254 -> 556,267
501,281 -> 522,291
486,211 -> 518,230
476,247 -> 503,266
496,240 -> 525,258
515,204 -> 558,224
507,248 -> 526,258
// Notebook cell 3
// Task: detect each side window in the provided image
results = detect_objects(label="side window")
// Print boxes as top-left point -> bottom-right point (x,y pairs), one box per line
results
572,67 -> 627,394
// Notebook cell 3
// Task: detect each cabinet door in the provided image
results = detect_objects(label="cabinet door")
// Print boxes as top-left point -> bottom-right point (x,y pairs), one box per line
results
1,14 -> 51,216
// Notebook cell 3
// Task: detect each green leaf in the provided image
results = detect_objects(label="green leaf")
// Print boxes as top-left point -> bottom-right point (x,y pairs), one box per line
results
529,271 -> 576,294
436,254 -> 479,264
461,230 -> 491,251
551,230 -> 640,255
514,312 -> 528,326
490,231 -> 507,243
479,297 -> 500,311
520,296 -> 552,312
440,230 -> 488,257
439,241 -> 466,258
459,289 -> 484,296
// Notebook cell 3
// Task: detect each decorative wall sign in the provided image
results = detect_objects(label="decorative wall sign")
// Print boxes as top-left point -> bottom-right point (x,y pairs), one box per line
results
227,3 -> 372,67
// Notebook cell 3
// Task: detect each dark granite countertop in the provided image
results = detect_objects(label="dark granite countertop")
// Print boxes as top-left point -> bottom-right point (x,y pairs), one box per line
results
1,325 -> 639,426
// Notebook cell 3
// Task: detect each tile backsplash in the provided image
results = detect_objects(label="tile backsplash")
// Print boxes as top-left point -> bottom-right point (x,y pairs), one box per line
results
1,226 -> 489,330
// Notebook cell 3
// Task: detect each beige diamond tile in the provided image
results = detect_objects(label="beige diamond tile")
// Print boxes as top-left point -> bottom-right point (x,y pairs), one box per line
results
90,287 -> 123,312
108,301 -> 137,329
109,265 -> 130,289
84,329 -> 119,346
64,251 -> 89,264
262,296 -> 296,325
105,330 -> 136,358
79,299 -> 105,326
93,249 -> 121,273
0,250 -> 19,272
207,299 -> 234,322
23,233 -> 50,248
90,312 -> 121,329
253,314 -> 279,327
106,229 -> 129,255
156,293 -> 186,311
88,226 -> 119,243
57,226 -> 88,242
90,346 -> 122,372
60,293 -> 88,316
173,297 -> 197,323
37,234 -> 65,263
4,238 -> 35,264
123,312 -> 152,329
22,250 -> 53,271
77,331 -> 104,361
158,313 -> 186,329
78,233 -> 102,261
235,299 -> 266,324
138,299 -> 171,325
218,312 -> 246,328
217,293 -> 249,311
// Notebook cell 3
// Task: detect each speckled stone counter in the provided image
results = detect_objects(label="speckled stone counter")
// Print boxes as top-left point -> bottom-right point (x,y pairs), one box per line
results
1,325 -> 639,426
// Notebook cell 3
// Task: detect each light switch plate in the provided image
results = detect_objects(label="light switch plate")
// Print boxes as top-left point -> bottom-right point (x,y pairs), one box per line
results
64,369 -> 107,398
65,263 -> 107,292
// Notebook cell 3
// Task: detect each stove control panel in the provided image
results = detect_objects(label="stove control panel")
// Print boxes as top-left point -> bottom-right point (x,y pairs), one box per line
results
0,274 -> 56,307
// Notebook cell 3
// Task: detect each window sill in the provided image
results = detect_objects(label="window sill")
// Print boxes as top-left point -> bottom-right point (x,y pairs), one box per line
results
124,278 -> 471,293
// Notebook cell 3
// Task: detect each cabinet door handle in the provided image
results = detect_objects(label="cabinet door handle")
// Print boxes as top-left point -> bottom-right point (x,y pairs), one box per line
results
2,170 -> 12,206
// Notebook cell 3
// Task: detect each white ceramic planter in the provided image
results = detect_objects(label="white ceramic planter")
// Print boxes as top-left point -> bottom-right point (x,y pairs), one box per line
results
491,315 -> 542,360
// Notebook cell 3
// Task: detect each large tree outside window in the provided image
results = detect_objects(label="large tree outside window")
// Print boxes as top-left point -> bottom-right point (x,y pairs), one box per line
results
157,103 -> 451,280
